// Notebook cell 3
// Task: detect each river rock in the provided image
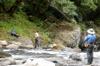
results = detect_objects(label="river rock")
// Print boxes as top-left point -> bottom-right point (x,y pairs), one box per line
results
20,45 -> 34,49
72,48 -> 81,52
6,44 -> 19,49
23,58 -> 55,66
0,40 -> 8,46
11,41 -> 22,45
0,45 -> 2,48
0,51 -> 11,58
18,38 -> 34,49
48,43 -> 58,49
15,60 -> 26,65
0,57 -> 16,65
69,53 -> 81,61
62,47 -> 74,52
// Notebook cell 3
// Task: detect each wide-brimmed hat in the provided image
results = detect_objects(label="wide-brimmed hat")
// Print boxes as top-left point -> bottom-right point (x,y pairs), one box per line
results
87,28 -> 95,34
35,32 -> 39,37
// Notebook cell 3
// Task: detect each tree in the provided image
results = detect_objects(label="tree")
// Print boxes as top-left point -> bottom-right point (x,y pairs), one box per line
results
72,0 -> 98,20
51,0 -> 77,17
23,0 -> 49,17
81,0 -> 97,11
0,0 -> 22,15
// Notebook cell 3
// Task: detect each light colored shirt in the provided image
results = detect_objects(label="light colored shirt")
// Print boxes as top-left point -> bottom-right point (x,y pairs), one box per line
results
84,34 -> 96,44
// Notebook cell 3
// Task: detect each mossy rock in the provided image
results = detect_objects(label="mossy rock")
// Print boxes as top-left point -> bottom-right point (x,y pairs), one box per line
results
0,51 -> 11,58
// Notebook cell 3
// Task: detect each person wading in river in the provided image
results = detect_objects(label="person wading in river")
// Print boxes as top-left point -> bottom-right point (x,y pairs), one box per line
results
84,28 -> 96,65
34,32 -> 41,49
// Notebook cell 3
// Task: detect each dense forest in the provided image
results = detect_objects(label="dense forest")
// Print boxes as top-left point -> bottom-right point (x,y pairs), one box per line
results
0,0 -> 100,46
0,0 -> 100,22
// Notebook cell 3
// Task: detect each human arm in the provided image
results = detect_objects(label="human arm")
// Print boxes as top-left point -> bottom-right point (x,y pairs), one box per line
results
84,35 -> 89,42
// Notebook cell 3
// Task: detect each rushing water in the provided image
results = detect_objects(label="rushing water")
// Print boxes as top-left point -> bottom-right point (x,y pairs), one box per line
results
3,49 -> 57,59
1,48 -> 100,66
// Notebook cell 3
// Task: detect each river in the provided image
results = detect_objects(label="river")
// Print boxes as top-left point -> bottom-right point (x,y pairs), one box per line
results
0,48 -> 100,66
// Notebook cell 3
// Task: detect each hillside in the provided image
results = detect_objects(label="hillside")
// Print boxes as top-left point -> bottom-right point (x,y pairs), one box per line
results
0,0 -> 100,49
0,12 -> 80,48
0,13 -> 48,42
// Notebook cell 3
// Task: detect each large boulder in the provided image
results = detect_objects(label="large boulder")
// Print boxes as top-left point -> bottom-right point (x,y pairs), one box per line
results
49,23 -> 81,48
18,37 -> 34,49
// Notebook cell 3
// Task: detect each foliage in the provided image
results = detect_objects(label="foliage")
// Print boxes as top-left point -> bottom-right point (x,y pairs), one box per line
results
0,0 -> 15,13
0,0 -> 16,11
23,0 -> 49,17
0,13 -> 50,44
0,0 -> 99,21
0,0 -> 22,14
81,0 -> 97,11
51,0 -> 77,17
94,18 -> 100,26
72,0 -> 98,20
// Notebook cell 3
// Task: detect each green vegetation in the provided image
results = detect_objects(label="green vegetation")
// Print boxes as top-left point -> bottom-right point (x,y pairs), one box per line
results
51,0 -> 77,16
0,13 -> 50,44
0,0 -> 100,44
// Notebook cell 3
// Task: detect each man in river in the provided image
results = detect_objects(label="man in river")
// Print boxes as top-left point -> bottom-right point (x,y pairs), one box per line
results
84,28 -> 96,65
34,31 -> 41,49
